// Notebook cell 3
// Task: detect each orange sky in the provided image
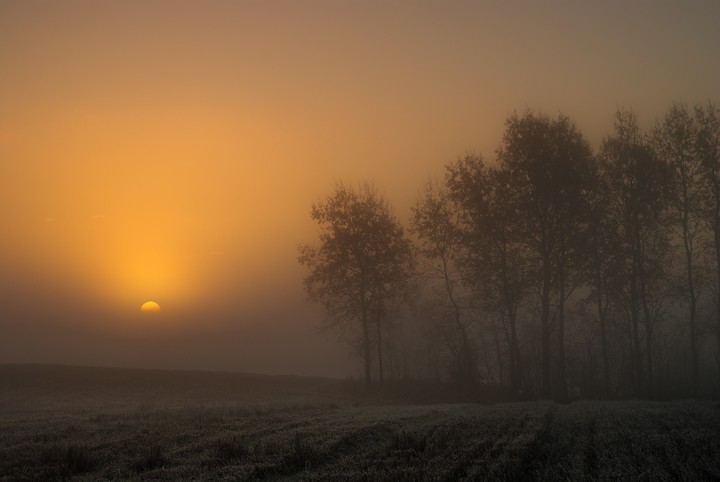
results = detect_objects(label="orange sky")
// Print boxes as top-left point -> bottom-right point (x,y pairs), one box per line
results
1,1 -> 719,375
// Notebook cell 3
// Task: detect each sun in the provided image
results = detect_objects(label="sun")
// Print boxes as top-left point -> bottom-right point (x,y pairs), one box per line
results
140,301 -> 161,313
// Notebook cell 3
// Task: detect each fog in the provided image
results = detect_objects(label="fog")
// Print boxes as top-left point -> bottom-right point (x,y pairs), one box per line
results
1,1 -> 719,378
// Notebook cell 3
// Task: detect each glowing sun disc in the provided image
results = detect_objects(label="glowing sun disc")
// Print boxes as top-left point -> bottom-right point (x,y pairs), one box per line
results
140,301 -> 161,313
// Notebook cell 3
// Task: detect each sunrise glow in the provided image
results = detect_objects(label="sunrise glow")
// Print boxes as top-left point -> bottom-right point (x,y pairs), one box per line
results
0,0 -> 717,375
140,301 -> 161,313
2,2 -> 719,478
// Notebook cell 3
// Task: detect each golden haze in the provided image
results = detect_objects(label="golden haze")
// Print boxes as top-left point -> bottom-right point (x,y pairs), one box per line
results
0,1 -> 718,374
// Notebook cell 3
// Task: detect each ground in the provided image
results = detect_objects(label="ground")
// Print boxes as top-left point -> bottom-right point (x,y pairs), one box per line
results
1,365 -> 719,481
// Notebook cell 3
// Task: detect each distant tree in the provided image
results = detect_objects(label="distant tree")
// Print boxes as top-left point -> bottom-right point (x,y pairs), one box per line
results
580,158 -> 624,398
298,183 -> 412,387
497,112 -> 594,401
445,154 -> 528,394
601,109 -> 672,398
653,103 -> 705,396
411,179 -> 477,385
696,101 -> 720,389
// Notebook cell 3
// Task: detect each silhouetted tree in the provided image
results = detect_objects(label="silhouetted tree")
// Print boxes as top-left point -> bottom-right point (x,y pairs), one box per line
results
445,154 -> 528,394
411,180 -> 478,385
653,103 -> 705,395
580,158 -> 624,398
298,183 -> 412,387
296,101 -> 720,400
696,101 -> 720,389
497,112 -> 594,401
601,109 -> 672,398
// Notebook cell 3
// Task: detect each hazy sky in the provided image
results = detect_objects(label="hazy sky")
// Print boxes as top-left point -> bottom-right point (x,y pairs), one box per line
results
1,1 -> 719,376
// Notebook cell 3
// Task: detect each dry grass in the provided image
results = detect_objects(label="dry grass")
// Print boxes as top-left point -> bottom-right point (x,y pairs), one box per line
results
1,365 -> 719,481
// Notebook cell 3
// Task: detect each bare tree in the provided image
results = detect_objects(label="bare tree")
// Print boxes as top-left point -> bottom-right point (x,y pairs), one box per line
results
497,112 -> 594,401
653,103 -> 705,395
446,154 -> 529,395
601,109 -> 671,398
298,183 -> 412,387
696,101 -> 720,389
411,179 -> 477,385
580,160 -> 623,398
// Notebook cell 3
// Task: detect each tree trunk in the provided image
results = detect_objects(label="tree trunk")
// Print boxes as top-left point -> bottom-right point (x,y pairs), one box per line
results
501,243 -> 521,394
680,204 -> 700,397
376,322 -> 384,385
541,253 -> 553,399
640,281 -> 655,399
362,318 -> 372,388
375,296 -> 384,385
630,251 -> 643,397
556,307 -> 568,401
361,292 -> 372,388
595,261 -> 611,398
459,326 -> 472,385
492,325 -> 505,385
556,237 -> 569,403
443,254 -> 473,385
509,311 -> 521,394
645,316 -> 654,398
715,217 -> 720,392
689,275 -> 699,397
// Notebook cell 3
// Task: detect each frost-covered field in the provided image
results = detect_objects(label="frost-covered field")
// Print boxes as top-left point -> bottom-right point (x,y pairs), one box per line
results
1,366 -> 719,481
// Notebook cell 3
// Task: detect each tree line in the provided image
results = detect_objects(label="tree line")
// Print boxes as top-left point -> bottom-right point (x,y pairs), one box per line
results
299,102 -> 720,401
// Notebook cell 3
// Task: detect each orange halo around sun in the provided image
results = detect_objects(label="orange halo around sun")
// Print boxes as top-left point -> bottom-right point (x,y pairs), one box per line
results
140,301 -> 161,313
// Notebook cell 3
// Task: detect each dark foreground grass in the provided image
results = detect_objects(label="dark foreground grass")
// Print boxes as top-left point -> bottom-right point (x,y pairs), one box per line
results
1,366 -> 719,481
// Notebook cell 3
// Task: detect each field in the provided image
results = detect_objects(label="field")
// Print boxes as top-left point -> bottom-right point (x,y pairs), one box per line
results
1,366 -> 720,481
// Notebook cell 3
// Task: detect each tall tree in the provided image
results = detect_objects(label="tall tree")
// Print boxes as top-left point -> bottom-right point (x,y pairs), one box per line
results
411,180 -> 477,385
696,101 -> 720,390
298,183 -> 412,387
653,103 -> 704,395
601,109 -> 671,398
497,112 -> 594,401
446,154 -> 528,394
581,159 -> 623,398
